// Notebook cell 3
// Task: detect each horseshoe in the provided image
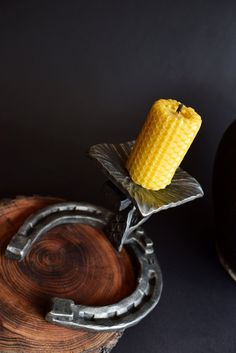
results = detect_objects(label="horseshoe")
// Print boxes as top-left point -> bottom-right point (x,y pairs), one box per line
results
5,202 -> 162,332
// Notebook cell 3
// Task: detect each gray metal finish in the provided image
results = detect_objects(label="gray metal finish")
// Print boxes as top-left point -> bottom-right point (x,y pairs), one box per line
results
5,202 -> 163,331
4,140 -> 203,332
46,228 -> 162,331
104,203 -> 150,251
88,141 -> 204,250
88,141 -> 204,217
5,202 -> 112,261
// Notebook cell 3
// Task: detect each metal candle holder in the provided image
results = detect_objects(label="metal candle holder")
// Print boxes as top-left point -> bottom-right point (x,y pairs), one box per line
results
88,141 -> 204,251
5,141 -> 203,332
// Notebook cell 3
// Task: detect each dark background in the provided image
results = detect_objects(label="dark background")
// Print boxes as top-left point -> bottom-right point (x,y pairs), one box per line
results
1,1 -> 236,352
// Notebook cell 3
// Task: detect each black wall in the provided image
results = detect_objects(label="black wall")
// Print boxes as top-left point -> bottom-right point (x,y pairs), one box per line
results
1,0 -> 235,204
1,1 -> 236,352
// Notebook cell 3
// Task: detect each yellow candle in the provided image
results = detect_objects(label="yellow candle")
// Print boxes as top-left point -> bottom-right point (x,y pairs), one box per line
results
126,99 -> 202,190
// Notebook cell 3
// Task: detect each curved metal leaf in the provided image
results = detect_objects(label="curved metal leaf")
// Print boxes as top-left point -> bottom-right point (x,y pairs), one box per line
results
88,141 -> 204,217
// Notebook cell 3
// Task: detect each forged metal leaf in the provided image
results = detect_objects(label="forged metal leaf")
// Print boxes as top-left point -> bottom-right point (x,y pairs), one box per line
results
88,141 -> 203,217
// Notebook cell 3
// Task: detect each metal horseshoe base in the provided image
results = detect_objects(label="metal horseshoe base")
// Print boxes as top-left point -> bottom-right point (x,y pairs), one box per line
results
5,202 -> 163,332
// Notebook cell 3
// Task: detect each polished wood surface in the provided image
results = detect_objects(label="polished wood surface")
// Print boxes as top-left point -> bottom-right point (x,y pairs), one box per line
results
0,196 -> 136,352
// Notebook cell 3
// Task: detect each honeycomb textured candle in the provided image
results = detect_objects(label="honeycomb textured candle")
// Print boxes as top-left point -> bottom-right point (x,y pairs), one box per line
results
126,99 -> 202,190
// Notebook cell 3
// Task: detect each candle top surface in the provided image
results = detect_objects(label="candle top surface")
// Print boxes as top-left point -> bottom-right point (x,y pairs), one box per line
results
154,99 -> 202,124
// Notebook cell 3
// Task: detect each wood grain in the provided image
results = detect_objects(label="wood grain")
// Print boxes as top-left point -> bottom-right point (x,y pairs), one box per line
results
0,196 -> 136,352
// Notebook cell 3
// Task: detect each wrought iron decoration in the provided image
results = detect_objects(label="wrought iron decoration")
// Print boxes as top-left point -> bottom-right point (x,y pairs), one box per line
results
5,141 -> 203,332
89,141 -> 204,251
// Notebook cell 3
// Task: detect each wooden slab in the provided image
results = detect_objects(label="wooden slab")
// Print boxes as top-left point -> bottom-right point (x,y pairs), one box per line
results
0,196 -> 136,352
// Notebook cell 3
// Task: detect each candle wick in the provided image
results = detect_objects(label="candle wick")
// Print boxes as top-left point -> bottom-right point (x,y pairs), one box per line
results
176,103 -> 183,113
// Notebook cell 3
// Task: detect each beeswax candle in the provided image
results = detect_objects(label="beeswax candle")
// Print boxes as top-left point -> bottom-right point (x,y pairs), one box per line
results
126,99 -> 202,190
